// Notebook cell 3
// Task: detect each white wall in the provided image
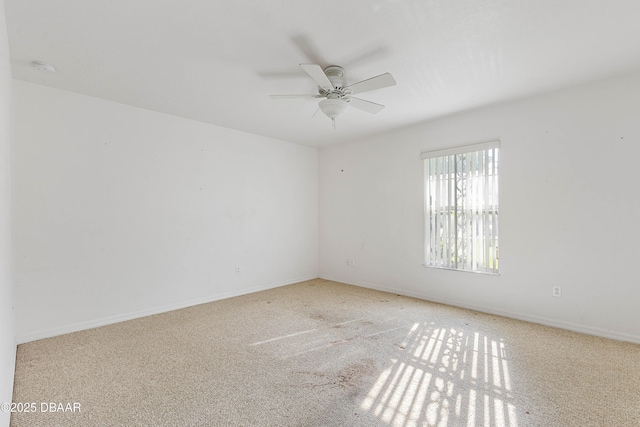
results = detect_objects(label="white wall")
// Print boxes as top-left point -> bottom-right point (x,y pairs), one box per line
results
13,81 -> 318,343
0,0 -> 15,425
319,71 -> 640,343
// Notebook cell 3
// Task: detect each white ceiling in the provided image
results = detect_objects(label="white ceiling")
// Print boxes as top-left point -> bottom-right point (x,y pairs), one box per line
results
5,0 -> 640,147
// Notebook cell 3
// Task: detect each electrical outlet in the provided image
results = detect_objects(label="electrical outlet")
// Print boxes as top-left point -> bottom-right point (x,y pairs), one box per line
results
552,286 -> 562,298
235,267 -> 241,275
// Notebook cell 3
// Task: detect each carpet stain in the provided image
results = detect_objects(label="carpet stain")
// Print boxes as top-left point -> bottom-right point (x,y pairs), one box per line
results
292,359 -> 377,392
335,359 -> 377,389
329,337 -> 354,346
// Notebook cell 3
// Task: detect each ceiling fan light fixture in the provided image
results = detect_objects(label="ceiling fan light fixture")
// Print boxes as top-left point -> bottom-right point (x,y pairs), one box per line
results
318,98 -> 349,129
318,98 -> 348,119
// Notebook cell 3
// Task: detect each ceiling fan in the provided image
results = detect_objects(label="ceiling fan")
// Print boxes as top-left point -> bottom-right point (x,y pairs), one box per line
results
270,64 -> 397,128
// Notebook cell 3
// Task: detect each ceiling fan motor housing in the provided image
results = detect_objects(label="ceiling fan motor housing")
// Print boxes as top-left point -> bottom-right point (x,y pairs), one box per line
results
323,65 -> 346,90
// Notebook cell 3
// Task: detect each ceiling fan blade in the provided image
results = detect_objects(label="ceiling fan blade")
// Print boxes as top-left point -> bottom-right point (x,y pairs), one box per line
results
300,64 -> 334,91
269,94 -> 322,99
346,73 -> 396,95
349,97 -> 385,114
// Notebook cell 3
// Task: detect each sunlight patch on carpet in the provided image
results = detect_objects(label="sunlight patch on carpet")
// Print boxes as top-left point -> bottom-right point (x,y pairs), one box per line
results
360,322 -> 519,427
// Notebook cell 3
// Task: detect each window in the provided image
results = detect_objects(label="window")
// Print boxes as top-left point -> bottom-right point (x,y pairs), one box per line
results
422,141 -> 499,274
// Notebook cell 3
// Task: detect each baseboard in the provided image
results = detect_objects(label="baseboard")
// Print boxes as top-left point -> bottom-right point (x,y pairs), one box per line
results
16,275 -> 318,344
328,276 -> 640,345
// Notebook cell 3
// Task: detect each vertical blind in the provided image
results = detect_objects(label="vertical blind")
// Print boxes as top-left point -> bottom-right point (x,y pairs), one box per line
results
422,141 -> 500,274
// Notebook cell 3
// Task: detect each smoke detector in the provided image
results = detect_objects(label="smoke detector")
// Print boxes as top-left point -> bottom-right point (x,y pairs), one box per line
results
32,61 -> 56,73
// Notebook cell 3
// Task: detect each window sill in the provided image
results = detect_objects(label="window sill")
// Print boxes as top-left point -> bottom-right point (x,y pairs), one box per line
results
422,264 -> 500,276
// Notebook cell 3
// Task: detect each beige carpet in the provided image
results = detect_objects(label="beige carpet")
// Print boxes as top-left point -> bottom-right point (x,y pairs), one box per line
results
10,279 -> 640,426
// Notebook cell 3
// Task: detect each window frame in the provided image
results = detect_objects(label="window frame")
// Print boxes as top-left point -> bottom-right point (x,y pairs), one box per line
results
421,140 -> 500,275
